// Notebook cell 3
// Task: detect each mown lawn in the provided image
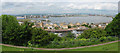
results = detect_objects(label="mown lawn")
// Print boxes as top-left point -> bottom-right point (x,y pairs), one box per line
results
1,42 -> 119,51
62,42 -> 119,51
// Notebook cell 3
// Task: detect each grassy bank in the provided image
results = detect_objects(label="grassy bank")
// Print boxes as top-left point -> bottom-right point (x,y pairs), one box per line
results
1,42 -> 118,51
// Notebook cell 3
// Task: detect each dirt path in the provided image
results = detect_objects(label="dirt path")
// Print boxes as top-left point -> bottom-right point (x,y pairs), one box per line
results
0,40 -> 119,50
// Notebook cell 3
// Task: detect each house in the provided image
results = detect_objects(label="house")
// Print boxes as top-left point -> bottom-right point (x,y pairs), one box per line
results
44,23 -> 49,27
54,33 -> 63,37
62,25 -> 68,29
43,16 -> 46,18
98,24 -> 106,29
106,23 -> 109,25
60,22 -> 65,26
82,22 -> 87,25
59,22 -> 66,28
32,25 -> 36,28
53,23 -> 58,27
37,22 -> 44,27
68,23 -> 74,27
75,22 -> 81,26
48,25 -> 54,29
18,22 -> 24,25
78,26 -> 87,29
71,30 -> 81,37
91,24 -> 97,28
30,20 -> 36,22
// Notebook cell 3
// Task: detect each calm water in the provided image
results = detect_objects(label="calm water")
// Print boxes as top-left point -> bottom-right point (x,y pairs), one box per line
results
31,16 -> 113,24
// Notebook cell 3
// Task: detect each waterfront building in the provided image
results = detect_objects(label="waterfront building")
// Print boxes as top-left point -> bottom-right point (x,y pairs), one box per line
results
44,23 -> 49,27
68,23 -> 74,27
75,22 -> 81,26
98,24 -> 106,29
61,25 -> 68,29
17,16 -> 25,19
43,16 -> 46,18
82,22 -> 87,25
78,26 -> 87,29
24,15 -> 27,19
53,23 -> 58,27
91,24 -> 97,28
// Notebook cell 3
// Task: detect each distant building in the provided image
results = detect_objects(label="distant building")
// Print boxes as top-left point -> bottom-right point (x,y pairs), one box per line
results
54,33 -> 63,37
98,24 -> 106,29
48,25 -> 54,29
44,23 -> 49,27
37,22 -> 44,27
53,23 -> 58,27
71,30 -> 80,37
32,25 -> 36,28
30,20 -> 36,22
68,23 -> 74,27
75,22 -> 81,26
82,22 -> 87,25
78,26 -> 87,29
17,16 -> 25,19
62,25 -> 68,29
91,24 -> 97,28
18,22 -> 24,25
43,16 -> 46,18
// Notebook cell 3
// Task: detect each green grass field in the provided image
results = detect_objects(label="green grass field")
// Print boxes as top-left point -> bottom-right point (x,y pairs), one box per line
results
1,42 -> 119,51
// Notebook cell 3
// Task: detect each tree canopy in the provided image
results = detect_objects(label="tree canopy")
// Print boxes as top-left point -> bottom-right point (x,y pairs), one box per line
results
78,28 -> 107,39
105,13 -> 120,37
2,15 -> 60,46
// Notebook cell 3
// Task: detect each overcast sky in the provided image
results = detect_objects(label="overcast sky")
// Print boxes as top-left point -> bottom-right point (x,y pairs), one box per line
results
1,0 -> 119,2
1,0 -> 119,15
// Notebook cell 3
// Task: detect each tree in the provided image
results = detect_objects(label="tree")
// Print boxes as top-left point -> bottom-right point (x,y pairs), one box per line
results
105,13 -> 120,37
2,15 -> 34,45
78,28 -> 107,39
64,32 -> 75,39
2,15 -> 19,44
13,21 -> 34,46
30,29 -> 59,46
82,24 -> 91,28
68,25 -> 71,28
1,15 -> 61,47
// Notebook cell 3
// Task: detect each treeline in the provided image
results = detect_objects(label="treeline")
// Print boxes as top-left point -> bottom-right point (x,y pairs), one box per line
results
1,13 -> 120,48
1,15 -> 60,46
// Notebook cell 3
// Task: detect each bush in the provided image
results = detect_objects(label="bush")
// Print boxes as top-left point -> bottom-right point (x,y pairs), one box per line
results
99,37 -> 108,42
2,15 -> 60,47
44,27 -> 47,29
68,25 -> 71,28
78,28 -> 107,39
105,13 -> 120,37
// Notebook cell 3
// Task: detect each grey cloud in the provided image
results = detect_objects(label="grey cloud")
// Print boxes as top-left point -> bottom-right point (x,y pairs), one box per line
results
2,2 -> 118,15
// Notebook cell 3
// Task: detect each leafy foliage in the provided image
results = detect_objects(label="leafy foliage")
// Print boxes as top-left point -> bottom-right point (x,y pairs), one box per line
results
64,32 -> 75,39
82,24 -> 91,28
78,28 -> 107,39
1,15 -> 118,48
2,15 -> 19,44
2,15 -> 59,46
105,13 -> 120,37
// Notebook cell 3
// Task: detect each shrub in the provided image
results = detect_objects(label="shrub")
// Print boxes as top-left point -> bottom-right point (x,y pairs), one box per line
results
68,25 -> 71,28
78,28 -> 107,39
99,37 -> 108,42
105,13 -> 120,37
